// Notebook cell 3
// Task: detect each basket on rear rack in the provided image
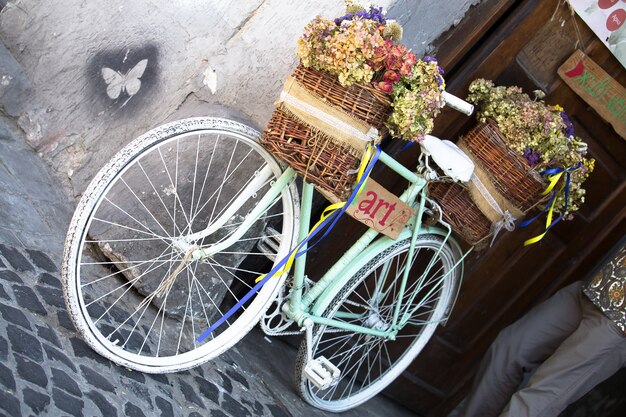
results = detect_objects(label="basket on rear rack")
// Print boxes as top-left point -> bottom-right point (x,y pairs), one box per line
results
429,120 -> 546,246
429,78 -> 594,247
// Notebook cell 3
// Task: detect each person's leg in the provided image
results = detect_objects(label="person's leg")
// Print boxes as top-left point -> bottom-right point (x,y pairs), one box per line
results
500,297 -> 626,417
461,281 -> 584,417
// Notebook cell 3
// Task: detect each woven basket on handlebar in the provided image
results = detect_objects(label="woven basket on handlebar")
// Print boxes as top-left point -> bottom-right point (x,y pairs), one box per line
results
429,120 -> 547,246
261,65 -> 391,201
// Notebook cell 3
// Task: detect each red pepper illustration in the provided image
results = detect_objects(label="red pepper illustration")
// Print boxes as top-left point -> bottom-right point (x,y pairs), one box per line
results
564,59 -> 585,78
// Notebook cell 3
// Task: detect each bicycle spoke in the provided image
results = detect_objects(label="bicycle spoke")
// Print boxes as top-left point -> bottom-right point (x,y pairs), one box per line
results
204,261 -> 263,288
188,136 -> 201,229
176,273 -> 193,355
119,291 -> 154,350
192,136 -> 218,222
193,273 -> 213,339
156,147 -> 187,238
102,196 -> 172,243
139,286 -> 171,356
207,140 -> 239,226
80,258 -> 176,267
202,163 -> 271,228
191,149 -> 264,231
81,249 -> 176,287
92,216 -> 167,242
119,177 -> 172,238
207,262 -> 252,296
176,138 -> 194,233
86,253 -> 174,309
137,160 -> 178,228
338,337 -> 376,399
85,237 -> 164,243
194,278 -> 231,329
186,268 -> 197,348
86,246 -> 174,319
156,293 -> 168,356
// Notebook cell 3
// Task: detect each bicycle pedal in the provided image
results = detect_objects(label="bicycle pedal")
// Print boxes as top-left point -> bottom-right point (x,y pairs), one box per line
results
304,356 -> 340,390
257,226 -> 282,261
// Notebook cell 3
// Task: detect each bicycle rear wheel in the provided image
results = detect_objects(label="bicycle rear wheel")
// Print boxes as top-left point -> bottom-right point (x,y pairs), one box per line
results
62,117 -> 298,373
295,234 -> 460,412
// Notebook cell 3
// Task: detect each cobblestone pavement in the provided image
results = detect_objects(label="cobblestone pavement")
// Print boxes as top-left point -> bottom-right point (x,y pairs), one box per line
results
0,117 -> 418,416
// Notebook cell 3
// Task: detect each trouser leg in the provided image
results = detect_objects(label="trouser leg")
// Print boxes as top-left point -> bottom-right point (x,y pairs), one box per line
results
500,297 -> 626,417
461,281 -> 584,417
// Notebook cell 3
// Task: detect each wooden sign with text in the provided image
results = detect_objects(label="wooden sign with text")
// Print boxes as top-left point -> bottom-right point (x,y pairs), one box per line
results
345,178 -> 413,240
558,50 -> 626,139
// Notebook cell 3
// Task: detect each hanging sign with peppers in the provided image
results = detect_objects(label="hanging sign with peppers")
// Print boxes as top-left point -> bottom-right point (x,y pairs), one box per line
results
558,49 -> 626,138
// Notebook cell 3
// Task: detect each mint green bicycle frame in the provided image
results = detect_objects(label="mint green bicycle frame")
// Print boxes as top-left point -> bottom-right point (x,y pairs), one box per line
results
261,150 -> 465,340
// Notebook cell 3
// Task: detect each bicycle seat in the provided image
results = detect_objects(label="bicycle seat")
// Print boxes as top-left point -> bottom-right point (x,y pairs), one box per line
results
420,135 -> 474,182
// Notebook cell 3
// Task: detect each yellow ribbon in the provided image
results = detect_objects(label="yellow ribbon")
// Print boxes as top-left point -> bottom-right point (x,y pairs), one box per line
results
255,145 -> 375,283
541,171 -> 564,196
523,172 -> 564,246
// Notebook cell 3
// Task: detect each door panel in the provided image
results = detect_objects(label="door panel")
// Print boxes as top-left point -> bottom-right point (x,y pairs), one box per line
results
377,0 -> 626,415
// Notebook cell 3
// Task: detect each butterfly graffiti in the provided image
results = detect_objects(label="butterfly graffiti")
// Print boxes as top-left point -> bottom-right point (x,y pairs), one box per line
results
101,59 -> 148,100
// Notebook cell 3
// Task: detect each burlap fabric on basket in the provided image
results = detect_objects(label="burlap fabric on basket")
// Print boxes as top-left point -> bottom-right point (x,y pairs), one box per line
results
261,65 -> 391,201
429,120 -> 547,246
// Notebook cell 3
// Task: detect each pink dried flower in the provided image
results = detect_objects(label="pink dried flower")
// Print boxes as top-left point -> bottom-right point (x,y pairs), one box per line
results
399,60 -> 413,76
386,54 -> 402,70
383,70 -> 400,82
376,81 -> 393,93
404,51 -> 417,65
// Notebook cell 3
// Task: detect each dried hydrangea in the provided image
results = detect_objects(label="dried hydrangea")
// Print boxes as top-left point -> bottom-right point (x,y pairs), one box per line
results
382,20 -> 403,40
467,78 -> 594,218
296,4 -> 444,142
297,15 -> 384,86
385,59 -> 445,142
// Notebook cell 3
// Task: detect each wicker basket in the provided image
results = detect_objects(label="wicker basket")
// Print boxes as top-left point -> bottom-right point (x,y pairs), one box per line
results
429,181 -> 492,245
261,65 -> 391,201
429,120 -> 547,245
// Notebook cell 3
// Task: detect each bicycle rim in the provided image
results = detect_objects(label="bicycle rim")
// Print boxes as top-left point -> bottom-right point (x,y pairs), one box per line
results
296,235 -> 459,411
63,118 -> 298,372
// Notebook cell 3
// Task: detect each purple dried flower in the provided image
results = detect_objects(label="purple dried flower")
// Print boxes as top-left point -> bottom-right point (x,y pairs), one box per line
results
523,148 -> 541,166
424,55 -> 437,63
334,6 -> 386,26
561,111 -> 575,137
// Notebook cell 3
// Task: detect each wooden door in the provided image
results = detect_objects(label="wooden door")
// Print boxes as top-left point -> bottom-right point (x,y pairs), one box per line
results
371,0 -> 626,415
297,1 -> 625,414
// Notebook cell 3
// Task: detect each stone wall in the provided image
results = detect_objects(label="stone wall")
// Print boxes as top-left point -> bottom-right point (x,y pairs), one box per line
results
0,0 -> 478,198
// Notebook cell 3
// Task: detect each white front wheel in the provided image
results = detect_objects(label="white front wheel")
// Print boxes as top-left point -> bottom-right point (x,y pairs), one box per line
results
62,118 -> 299,373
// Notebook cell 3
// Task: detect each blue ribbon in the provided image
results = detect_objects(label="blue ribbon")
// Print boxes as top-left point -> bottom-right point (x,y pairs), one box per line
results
196,146 -> 382,342
400,141 -> 415,153
519,163 -> 581,237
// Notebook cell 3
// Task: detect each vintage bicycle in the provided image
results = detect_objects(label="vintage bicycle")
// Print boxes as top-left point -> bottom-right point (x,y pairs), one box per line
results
62,93 -> 474,412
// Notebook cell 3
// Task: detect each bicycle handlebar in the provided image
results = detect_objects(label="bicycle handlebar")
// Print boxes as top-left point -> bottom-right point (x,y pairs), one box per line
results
442,91 -> 474,116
